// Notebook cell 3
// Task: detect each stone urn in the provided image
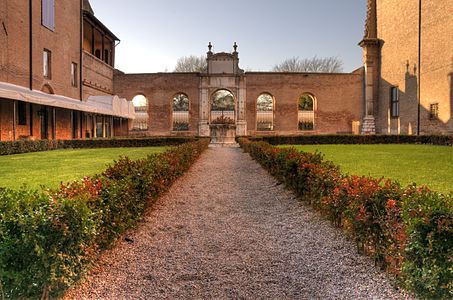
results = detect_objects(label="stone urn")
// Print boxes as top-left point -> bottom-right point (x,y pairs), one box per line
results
209,124 -> 236,145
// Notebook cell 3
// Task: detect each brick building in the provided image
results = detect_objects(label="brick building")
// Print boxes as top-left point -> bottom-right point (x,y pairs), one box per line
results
361,0 -> 452,135
0,0 -> 133,141
1,0 -> 451,141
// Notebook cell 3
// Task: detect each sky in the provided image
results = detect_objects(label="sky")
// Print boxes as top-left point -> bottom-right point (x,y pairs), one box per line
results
90,0 -> 368,73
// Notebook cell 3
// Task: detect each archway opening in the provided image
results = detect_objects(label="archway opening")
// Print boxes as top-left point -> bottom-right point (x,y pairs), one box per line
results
298,94 -> 315,131
172,93 -> 189,131
131,94 -> 149,131
257,93 -> 274,131
211,89 -> 235,124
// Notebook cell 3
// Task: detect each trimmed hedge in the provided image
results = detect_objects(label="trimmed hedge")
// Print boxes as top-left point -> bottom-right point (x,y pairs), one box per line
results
0,137 -> 198,156
239,138 -> 453,299
0,138 -> 210,298
250,134 -> 453,146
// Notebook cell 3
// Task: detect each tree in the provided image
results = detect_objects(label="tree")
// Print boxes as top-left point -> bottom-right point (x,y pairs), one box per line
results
173,94 -> 189,111
273,56 -> 343,73
212,90 -> 234,111
174,55 -> 207,72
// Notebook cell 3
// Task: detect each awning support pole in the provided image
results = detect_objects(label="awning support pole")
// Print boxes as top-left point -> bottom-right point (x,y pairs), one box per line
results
12,100 -> 17,142
52,107 -> 56,139
93,115 -> 97,138
111,116 -> 114,137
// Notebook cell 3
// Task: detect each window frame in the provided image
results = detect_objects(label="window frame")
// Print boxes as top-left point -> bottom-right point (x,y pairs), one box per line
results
41,0 -> 55,31
429,103 -> 439,120
71,62 -> 78,87
390,86 -> 399,118
43,49 -> 52,79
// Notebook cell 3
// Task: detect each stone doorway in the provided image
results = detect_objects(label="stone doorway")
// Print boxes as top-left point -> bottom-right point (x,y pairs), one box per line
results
209,89 -> 236,145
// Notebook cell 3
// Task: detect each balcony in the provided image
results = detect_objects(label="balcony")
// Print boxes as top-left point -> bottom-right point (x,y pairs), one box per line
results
82,51 -> 114,95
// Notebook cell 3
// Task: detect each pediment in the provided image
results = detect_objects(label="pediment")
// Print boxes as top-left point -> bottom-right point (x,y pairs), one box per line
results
209,52 -> 235,61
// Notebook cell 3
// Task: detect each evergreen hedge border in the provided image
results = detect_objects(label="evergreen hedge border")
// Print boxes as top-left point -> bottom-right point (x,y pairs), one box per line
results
239,137 -> 453,299
0,137 -> 199,156
0,138 -> 210,298
249,134 -> 453,146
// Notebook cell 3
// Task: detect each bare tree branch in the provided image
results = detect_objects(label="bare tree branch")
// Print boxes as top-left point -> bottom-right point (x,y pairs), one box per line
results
273,56 -> 344,73
174,55 -> 207,72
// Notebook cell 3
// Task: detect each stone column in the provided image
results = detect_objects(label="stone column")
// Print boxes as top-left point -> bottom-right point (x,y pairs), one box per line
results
359,0 -> 382,134
236,76 -> 247,136
198,77 -> 210,137
360,41 -> 380,134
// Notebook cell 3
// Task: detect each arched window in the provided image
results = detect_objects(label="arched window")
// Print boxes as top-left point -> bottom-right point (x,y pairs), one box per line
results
298,94 -> 315,131
131,94 -> 149,131
172,93 -> 189,131
211,89 -> 235,124
256,93 -> 274,131
41,84 -> 55,94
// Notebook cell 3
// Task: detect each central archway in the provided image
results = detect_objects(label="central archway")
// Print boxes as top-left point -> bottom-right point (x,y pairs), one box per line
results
209,89 -> 236,144
210,89 -> 235,124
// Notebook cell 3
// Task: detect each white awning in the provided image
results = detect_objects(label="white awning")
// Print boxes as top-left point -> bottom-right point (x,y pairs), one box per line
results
87,95 -> 135,119
0,81 -> 135,119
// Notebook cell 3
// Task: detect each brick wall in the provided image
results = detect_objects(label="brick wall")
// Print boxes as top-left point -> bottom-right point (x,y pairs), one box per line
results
114,73 -> 201,136
114,71 -> 363,136
246,72 -> 364,135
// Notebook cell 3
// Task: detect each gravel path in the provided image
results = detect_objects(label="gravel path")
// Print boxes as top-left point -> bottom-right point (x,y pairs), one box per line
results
65,147 -> 411,300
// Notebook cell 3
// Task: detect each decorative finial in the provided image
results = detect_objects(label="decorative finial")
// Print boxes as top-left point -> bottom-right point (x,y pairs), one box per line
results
233,42 -> 238,53
208,42 -> 213,53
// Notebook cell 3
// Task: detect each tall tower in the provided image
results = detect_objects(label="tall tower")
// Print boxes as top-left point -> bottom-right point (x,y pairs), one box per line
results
359,0 -> 383,134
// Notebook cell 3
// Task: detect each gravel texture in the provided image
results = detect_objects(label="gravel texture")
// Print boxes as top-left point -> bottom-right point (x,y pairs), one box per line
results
65,147 -> 412,300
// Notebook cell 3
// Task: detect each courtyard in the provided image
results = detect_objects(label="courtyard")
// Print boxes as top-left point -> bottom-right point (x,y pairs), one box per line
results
64,147 -> 410,299
0,138 -> 451,299
0,0 -> 451,297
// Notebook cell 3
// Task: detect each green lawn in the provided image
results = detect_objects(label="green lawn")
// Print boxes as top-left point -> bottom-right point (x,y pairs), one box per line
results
281,144 -> 453,193
0,147 -> 167,190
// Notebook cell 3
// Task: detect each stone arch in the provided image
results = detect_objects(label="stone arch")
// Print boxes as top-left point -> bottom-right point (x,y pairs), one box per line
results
298,93 -> 316,131
131,94 -> 149,131
172,93 -> 190,131
256,92 -> 274,131
210,89 -> 235,124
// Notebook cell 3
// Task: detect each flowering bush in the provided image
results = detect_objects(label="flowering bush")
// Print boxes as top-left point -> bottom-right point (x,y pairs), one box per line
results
238,137 -> 453,299
211,115 -> 235,125
0,138 -> 209,298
